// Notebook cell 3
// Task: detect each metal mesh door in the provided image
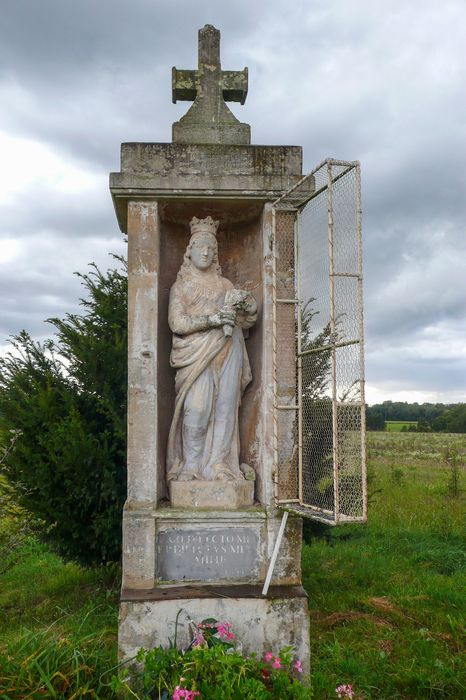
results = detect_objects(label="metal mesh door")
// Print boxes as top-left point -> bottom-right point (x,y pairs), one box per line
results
273,159 -> 366,524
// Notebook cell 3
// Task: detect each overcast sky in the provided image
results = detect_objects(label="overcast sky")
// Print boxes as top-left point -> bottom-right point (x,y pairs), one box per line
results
1,0 -> 465,405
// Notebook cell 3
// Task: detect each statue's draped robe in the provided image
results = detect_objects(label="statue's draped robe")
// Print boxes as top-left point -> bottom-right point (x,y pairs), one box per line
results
167,270 -> 256,481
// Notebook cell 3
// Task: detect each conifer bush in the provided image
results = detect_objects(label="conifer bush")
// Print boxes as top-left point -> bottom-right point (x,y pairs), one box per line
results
0,259 -> 127,565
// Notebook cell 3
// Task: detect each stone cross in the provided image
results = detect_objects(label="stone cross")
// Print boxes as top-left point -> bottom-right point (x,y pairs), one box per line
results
172,25 -> 251,144
172,24 -> 248,105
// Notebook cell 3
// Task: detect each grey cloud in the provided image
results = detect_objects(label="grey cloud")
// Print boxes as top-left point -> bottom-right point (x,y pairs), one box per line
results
1,183 -> 117,240
1,232 -> 126,341
0,0 -> 264,167
1,0 -> 465,401
367,353 -> 466,395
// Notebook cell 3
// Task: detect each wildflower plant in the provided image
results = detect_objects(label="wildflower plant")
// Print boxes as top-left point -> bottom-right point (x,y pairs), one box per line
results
335,683 -> 354,699
190,617 -> 235,648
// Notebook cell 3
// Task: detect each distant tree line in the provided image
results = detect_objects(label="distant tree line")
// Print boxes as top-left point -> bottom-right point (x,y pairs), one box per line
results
366,401 -> 466,433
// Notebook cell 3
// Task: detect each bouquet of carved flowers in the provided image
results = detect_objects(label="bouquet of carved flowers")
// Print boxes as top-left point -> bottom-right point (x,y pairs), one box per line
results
222,288 -> 256,336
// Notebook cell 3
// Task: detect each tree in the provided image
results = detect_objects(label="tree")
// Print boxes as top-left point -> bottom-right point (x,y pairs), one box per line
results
367,401 -> 448,427
0,259 -> 127,565
432,404 -> 466,433
300,301 -> 334,511
366,408 -> 385,430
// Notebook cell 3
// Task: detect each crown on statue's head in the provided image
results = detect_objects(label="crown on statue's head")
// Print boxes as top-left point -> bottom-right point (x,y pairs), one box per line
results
189,216 -> 219,239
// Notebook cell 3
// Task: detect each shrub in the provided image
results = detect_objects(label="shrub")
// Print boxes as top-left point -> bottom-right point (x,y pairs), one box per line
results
0,259 -> 127,565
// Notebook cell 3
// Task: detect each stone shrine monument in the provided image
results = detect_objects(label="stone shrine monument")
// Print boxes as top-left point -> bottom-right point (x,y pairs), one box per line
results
111,24 -> 311,669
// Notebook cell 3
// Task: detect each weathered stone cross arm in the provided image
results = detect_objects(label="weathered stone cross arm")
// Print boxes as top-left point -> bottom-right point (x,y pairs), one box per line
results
171,24 -> 248,105
172,67 -> 248,105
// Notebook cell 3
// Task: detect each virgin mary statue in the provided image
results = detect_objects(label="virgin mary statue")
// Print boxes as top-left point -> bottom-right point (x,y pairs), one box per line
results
166,216 -> 257,482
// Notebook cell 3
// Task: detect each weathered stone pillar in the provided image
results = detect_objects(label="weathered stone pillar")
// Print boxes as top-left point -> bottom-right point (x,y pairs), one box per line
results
127,201 -> 159,505
122,201 -> 159,590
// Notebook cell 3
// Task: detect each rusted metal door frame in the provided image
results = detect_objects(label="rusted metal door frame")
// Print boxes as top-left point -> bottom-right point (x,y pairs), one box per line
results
272,158 -> 367,524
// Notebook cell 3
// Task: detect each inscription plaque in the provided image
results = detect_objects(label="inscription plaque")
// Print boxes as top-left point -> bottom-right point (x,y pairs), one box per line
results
156,527 -> 260,582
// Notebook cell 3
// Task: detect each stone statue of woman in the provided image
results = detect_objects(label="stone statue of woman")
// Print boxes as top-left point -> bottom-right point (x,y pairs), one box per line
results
166,216 -> 257,482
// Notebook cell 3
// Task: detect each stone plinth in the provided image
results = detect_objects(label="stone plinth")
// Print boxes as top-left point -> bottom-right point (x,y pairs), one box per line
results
169,480 -> 254,509
122,507 -> 303,589
119,587 -> 310,674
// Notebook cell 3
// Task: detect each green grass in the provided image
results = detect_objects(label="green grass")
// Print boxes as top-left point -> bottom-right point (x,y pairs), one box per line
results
0,537 -> 120,698
385,421 -> 418,432
0,432 -> 464,698
303,431 -> 466,699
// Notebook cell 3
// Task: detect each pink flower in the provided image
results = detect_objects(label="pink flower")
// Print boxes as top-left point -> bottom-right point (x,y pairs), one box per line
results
294,659 -> 303,673
336,684 -> 354,699
272,657 -> 281,669
173,687 -> 200,700
264,651 -> 274,662
192,629 -> 205,647
215,621 -> 234,641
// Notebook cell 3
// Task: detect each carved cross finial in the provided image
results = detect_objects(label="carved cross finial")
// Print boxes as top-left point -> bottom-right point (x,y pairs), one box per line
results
172,25 -> 248,106
172,25 -> 250,145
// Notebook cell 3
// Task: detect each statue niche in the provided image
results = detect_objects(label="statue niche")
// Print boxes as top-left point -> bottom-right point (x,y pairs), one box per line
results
166,216 -> 257,502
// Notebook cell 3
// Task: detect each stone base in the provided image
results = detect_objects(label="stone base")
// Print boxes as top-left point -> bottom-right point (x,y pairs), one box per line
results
119,586 -> 310,673
122,506 -> 303,589
172,119 -> 251,145
169,480 -> 254,509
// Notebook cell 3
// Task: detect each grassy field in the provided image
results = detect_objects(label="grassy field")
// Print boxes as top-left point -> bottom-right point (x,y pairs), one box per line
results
0,538 -> 120,697
0,431 -> 465,699
385,421 -> 418,432
303,431 -> 465,699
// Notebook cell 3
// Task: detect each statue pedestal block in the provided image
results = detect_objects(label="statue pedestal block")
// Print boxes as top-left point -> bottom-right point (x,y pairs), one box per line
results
169,480 -> 254,509
122,505 -> 303,588
119,586 -> 310,673
120,506 -> 309,667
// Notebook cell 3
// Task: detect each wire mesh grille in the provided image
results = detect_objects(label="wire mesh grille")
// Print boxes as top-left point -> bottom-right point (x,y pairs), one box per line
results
273,159 -> 366,524
274,209 -> 299,501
